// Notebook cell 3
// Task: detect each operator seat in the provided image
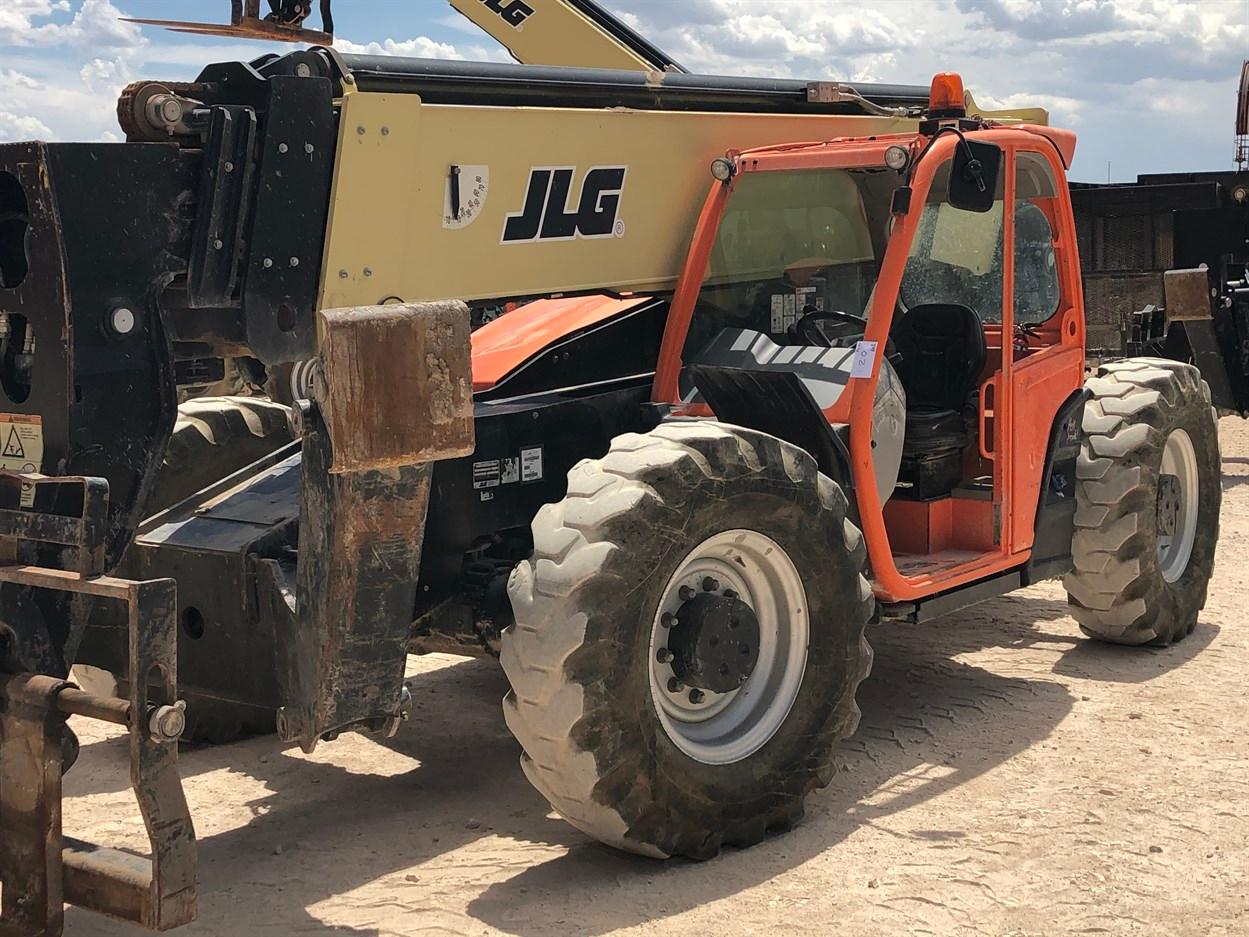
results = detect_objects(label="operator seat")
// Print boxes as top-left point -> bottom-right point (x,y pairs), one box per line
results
891,303 -> 987,498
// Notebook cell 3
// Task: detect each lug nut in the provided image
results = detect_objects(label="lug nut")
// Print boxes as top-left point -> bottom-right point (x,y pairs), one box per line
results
667,677 -> 684,693
724,589 -> 738,599
702,576 -> 719,592
679,585 -> 695,602
656,648 -> 672,664
688,689 -> 705,704
660,612 -> 675,628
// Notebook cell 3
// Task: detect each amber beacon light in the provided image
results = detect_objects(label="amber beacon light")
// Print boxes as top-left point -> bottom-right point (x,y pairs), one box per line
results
928,72 -> 966,118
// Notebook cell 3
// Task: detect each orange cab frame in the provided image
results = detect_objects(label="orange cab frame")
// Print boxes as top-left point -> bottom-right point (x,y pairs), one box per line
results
652,126 -> 1087,605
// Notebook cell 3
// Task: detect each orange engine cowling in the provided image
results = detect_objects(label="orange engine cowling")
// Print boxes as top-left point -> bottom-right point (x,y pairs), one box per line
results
471,294 -> 662,394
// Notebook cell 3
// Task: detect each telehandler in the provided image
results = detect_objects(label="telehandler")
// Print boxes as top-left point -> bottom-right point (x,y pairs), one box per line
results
0,2 -> 1221,933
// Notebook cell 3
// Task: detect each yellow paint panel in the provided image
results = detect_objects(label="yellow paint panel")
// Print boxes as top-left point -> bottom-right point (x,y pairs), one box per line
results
319,93 -> 922,310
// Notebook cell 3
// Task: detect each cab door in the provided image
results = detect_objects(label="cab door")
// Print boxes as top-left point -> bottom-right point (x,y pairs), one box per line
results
1004,145 -> 1087,554
891,149 -> 1012,561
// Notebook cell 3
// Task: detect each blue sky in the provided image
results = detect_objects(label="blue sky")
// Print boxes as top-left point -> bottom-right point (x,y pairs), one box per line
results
1,0 -> 1246,182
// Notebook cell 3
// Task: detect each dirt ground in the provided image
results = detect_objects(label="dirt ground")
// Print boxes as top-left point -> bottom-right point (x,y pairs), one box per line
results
60,417 -> 1249,937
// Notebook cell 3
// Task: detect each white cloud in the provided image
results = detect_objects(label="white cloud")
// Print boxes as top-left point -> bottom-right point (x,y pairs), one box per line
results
0,110 -> 53,141
608,0 -> 917,80
0,2 -> 68,43
335,34 -> 512,63
0,0 -> 1240,180
78,54 -> 132,92
603,0 -> 1247,180
335,36 -> 465,59
956,0 -> 1247,86
0,0 -> 141,49
0,68 -> 40,88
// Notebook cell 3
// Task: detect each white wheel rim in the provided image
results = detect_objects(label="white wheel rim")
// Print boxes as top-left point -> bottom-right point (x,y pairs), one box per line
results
647,529 -> 809,766
1157,428 -> 1199,583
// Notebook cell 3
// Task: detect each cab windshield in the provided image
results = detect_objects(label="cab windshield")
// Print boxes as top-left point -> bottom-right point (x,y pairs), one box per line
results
681,168 -> 897,365
679,155 -> 1036,366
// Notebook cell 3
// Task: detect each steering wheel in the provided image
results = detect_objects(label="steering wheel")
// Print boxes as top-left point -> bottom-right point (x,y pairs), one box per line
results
789,309 -> 868,347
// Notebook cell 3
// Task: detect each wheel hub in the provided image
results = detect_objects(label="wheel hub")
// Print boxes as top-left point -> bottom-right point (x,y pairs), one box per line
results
648,529 -> 810,766
668,592 -> 761,694
1157,428 -> 1199,583
1157,474 -> 1181,537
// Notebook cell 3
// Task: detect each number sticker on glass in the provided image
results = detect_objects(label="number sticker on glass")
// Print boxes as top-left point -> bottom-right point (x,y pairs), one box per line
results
850,340 -> 878,378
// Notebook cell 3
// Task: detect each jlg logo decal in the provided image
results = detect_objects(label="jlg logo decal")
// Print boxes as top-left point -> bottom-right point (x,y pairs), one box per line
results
479,0 -> 534,29
502,166 -> 627,244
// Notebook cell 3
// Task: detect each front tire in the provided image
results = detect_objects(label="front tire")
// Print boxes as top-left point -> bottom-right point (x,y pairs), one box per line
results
1064,359 -> 1220,645
501,422 -> 874,859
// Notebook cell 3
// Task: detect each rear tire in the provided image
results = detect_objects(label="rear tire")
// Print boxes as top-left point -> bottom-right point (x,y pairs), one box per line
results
146,396 -> 293,515
1064,359 -> 1220,645
501,421 -> 874,859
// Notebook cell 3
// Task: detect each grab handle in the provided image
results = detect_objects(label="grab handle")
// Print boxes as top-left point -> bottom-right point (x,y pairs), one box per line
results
979,377 -> 997,460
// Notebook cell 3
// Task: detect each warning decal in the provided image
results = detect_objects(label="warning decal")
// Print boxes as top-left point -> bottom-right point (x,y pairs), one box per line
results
520,446 -> 543,482
0,413 -> 42,474
473,447 -> 546,501
3,426 -> 24,458
472,459 -> 502,490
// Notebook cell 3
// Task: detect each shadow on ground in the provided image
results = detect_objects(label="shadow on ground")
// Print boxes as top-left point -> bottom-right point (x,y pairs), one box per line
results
63,589 -> 1220,936
1220,460 -> 1249,491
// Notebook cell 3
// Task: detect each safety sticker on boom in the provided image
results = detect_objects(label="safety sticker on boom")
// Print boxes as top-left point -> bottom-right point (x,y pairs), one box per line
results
0,413 -> 44,507
443,165 -> 490,230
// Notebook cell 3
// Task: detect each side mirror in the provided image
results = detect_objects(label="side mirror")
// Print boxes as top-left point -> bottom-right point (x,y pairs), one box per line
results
948,140 -> 1002,213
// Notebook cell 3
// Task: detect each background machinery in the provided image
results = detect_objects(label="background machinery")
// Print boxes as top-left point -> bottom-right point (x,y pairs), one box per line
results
1069,59 -> 1249,414
0,3 -> 1225,934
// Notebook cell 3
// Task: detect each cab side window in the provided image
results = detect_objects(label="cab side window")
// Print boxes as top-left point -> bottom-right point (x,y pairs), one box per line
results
1013,152 -> 1062,325
900,160 -> 1005,322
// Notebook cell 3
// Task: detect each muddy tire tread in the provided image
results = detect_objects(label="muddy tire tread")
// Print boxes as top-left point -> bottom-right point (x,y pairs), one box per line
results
502,422 -> 874,858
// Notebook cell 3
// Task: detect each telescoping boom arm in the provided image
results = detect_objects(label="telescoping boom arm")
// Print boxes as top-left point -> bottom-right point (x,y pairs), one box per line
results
447,0 -> 686,71
316,51 -> 1046,313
